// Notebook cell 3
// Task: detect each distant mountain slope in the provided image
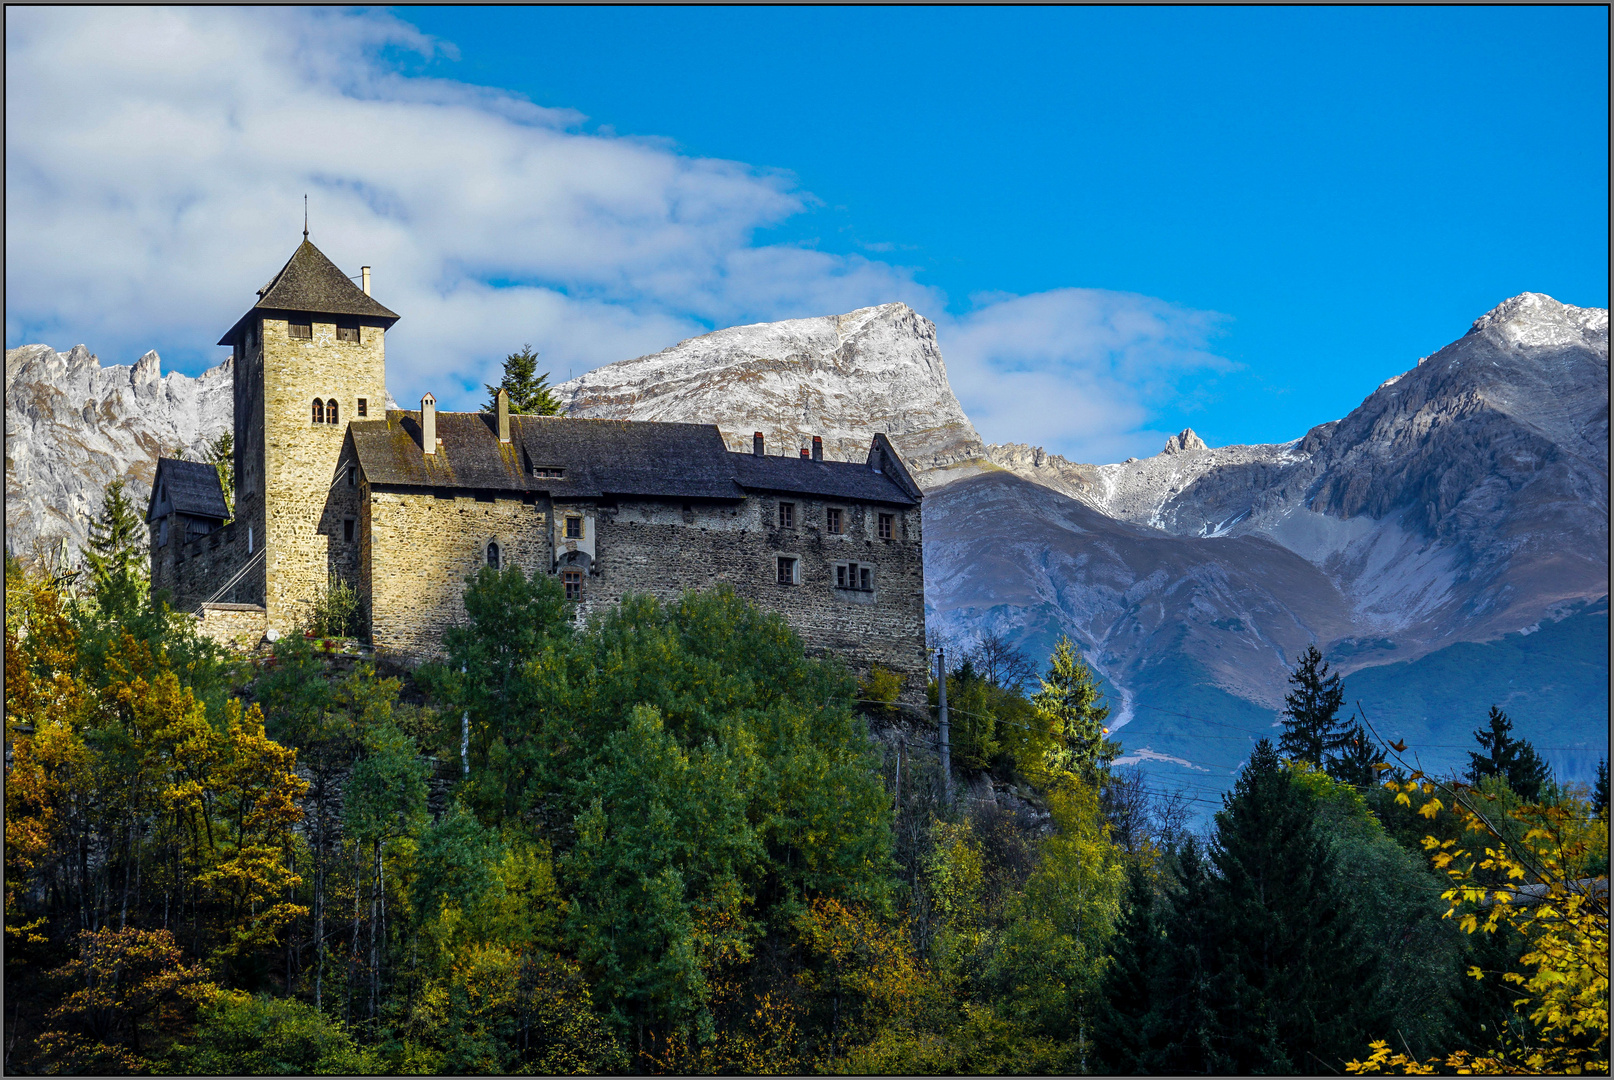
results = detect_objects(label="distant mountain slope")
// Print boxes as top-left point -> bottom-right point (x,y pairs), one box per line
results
5,344 -> 233,559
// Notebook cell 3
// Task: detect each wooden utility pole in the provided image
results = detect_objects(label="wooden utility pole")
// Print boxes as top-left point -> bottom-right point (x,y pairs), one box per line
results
937,647 -> 951,803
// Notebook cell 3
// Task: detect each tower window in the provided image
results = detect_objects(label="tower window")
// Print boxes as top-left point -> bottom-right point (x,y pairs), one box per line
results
312,398 -> 325,424
327,399 -> 339,425
337,323 -> 360,343
778,502 -> 795,528
357,398 -> 368,417
562,569 -> 583,601
826,507 -> 843,534
346,465 -> 357,488
289,321 -> 312,339
565,516 -> 583,540
878,513 -> 894,540
486,541 -> 501,569
343,518 -> 356,543
776,556 -> 798,585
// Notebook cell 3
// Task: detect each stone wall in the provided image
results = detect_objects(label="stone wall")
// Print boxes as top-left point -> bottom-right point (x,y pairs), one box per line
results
150,519 -> 263,612
256,317 -> 388,631
363,484 -> 927,701
195,602 -> 267,651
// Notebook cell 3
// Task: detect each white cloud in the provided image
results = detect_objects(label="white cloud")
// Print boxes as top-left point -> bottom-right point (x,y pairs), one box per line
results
938,289 -> 1236,463
6,7 -> 1232,461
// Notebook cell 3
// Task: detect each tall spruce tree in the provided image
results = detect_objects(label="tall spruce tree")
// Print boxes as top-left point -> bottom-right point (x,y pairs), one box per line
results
82,478 -> 148,622
1093,862 -> 1166,1073
1465,706 -> 1551,801
1145,837 -> 1228,1074
1278,645 -> 1348,768
1327,721 -> 1381,787
483,344 -> 560,415
1594,759 -> 1609,818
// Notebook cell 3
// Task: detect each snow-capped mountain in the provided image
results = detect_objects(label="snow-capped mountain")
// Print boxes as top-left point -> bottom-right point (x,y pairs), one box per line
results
5,344 -> 233,560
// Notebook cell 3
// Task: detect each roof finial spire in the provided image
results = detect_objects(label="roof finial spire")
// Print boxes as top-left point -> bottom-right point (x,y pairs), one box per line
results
303,194 -> 309,241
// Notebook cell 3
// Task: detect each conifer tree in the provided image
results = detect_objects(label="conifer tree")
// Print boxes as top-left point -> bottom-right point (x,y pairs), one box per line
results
1465,706 -> 1550,801
203,431 -> 234,519
1032,636 -> 1118,778
1327,721 -> 1380,787
1205,739 -> 1380,1072
1093,862 -> 1166,1073
483,344 -> 560,415
82,478 -> 147,621
1277,645 -> 1348,768
1594,758 -> 1609,818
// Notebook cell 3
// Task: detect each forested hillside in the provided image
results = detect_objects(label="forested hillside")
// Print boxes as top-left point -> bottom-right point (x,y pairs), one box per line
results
4,493 -> 1607,1074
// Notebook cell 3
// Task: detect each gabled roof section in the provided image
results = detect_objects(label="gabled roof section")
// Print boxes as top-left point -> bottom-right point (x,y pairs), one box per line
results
146,458 -> 229,523
218,239 -> 399,345
731,454 -> 919,506
351,413 -> 746,501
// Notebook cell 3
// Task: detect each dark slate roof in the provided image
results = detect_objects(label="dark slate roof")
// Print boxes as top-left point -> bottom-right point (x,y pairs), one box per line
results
218,240 -> 399,345
732,453 -> 919,506
350,412 -> 919,506
147,458 -> 229,522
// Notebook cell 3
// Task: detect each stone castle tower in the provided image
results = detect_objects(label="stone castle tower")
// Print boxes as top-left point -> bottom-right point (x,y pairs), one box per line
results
217,237 -> 398,629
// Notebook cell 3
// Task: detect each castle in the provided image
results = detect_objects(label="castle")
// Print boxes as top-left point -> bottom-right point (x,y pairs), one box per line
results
148,238 -> 929,695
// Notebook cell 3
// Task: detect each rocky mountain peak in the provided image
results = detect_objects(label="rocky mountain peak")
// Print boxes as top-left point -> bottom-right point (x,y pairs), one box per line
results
557,301 -> 986,484
1467,292 -> 1609,352
1160,428 -> 1208,455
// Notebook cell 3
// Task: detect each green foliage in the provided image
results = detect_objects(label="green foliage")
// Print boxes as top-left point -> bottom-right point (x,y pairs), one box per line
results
1279,644 -> 1350,770
483,343 -> 560,415
203,431 -> 235,519
167,992 -> 376,1074
308,574 -> 362,638
82,477 -> 148,623
1032,636 -> 1118,779
1466,705 -> 1551,802
857,663 -> 903,721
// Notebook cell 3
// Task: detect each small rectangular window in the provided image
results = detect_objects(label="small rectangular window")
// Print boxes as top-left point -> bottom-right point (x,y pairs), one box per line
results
826,507 -> 843,534
779,502 -> 795,528
288,321 -> 312,339
346,464 -> 357,488
565,516 -> 583,539
343,518 -> 356,543
562,569 -> 583,601
357,398 -> 368,417
336,324 -> 360,343
777,556 -> 797,585
534,467 -> 566,479
878,513 -> 894,540
836,563 -> 848,589
860,566 -> 873,591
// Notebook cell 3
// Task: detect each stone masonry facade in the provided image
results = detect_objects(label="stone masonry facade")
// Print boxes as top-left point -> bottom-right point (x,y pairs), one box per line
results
151,238 -> 929,699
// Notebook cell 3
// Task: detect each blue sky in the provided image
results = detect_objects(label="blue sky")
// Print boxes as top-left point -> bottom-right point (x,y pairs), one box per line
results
6,6 -> 1608,461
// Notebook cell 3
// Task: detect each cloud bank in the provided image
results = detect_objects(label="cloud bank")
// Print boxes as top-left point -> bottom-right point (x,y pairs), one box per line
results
5,7 -> 1233,463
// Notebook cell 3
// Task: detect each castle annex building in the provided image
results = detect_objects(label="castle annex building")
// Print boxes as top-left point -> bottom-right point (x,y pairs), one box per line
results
148,239 -> 928,692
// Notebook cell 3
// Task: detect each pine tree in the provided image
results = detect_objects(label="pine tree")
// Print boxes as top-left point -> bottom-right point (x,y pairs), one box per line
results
1594,759 -> 1609,818
483,344 -> 560,415
1031,636 -> 1118,778
1326,721 -> 1380,787
1093,862 -> 1165,1073
1204,739 -> 1381,1073
1278,645 -> 1348,768
1145,838 -> 1228,1074
82,478 -> 147,622
203,432 -> 234,519
1465,706 -> 1550,801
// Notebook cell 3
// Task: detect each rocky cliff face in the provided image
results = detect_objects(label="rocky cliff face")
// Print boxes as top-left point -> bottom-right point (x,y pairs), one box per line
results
5,344 -> 233,559
556,303 -> 988,482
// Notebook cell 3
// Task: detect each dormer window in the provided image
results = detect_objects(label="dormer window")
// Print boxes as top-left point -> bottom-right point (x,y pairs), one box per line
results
289,320 -> 312,340
534,467 -> 566,479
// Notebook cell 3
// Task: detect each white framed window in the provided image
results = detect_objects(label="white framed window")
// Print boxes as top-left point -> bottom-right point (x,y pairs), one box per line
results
835,561 -> 875,593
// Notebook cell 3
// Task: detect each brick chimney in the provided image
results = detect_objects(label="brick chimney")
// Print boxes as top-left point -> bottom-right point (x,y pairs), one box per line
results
812,435 -> 823,461
800,447 -> 810,458
753,431 -> 764,456
421,392 -> 436,454
495,387 -> 510,443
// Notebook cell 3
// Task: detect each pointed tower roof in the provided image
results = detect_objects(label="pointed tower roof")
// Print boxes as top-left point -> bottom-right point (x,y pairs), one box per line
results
218,239 -> 399,345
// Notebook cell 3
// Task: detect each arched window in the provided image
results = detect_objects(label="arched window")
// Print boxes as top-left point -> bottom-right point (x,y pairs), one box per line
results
312,398 -> 325,424
327,399 -> 339,425
486,541 -> 500,569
